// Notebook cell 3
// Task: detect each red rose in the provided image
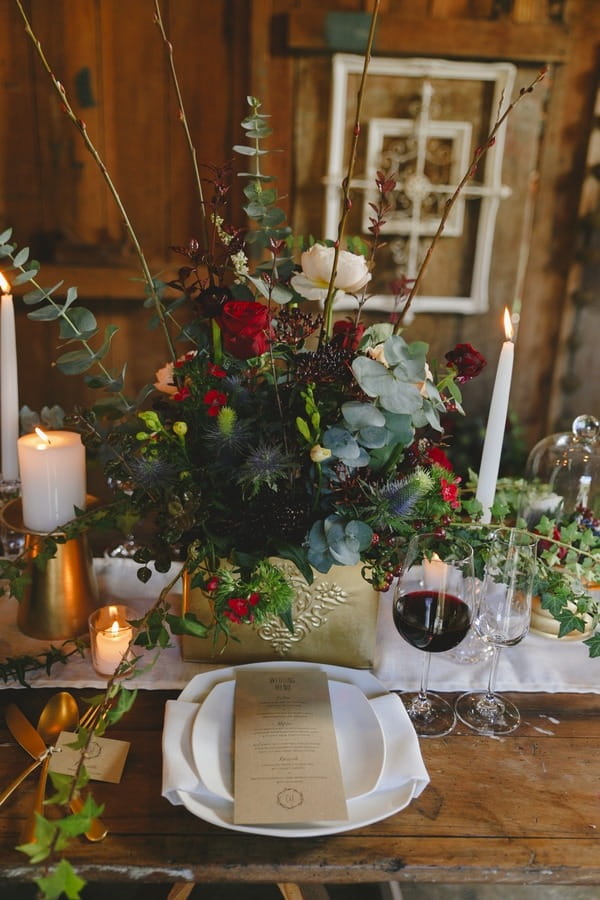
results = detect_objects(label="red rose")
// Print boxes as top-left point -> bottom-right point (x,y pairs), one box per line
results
445,343 -> 487,384
217,300 -> 272,359
207,362 -> 227,378
427,446 -> 453,471
332,319 -> 365,352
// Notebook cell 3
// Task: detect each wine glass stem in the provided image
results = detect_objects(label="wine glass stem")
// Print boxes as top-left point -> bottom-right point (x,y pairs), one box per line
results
418,650 -> 432,701
484,645 -> 501,699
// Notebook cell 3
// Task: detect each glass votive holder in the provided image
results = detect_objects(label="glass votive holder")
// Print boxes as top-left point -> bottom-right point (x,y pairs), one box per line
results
88,604 -> 137,677
0,477 -> 26,560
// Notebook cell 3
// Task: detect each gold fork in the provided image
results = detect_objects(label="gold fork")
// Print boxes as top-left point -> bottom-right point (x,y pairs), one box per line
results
69,701 -> 111,842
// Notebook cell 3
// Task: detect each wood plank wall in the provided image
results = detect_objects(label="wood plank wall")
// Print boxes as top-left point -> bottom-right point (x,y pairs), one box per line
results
0,0 -> 598,464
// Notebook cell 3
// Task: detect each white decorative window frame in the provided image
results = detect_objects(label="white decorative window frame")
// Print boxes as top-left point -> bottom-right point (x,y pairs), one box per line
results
324,55 -> 517,315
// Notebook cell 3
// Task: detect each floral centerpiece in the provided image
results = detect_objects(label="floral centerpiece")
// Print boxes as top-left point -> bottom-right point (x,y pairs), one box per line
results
1,2 -> 600,897
1,1 -> 598,662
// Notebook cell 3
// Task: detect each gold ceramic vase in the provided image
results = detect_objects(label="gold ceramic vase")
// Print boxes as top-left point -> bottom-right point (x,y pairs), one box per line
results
181,559 -> 380,668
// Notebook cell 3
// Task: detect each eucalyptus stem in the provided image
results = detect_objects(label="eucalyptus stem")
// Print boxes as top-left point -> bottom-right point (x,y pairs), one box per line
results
321,0 -> 380,343
13,0 -> 177,365
4,247 -> 130,410
153,0 -> 211,266
394,67 -> 547,330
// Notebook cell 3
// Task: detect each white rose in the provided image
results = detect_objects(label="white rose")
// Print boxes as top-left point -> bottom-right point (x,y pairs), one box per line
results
291,244 -> 371,302
418,363 -> 434,396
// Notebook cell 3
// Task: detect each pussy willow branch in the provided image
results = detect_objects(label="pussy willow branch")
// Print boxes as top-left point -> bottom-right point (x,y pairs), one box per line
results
14,0 -> 177,365
321,0 -> 380,343
153,0 -> 212,270
394,67 -> 547,330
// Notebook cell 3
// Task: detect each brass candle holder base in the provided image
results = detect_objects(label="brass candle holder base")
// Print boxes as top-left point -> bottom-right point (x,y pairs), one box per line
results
2,497 -> 100,640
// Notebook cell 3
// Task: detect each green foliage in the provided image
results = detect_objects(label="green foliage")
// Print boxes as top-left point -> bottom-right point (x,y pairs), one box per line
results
0,230 -> 133,414
35,859 -> 86,900
0,640 -> 85,686
234,96 -> 292,263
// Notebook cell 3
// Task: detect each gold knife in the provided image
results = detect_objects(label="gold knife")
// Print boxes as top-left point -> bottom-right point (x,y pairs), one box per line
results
4,704 -> 108,842
0,709 -> 48,808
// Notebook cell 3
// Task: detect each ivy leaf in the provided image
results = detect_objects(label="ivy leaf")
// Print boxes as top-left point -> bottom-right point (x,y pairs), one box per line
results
583,633 -> 600,657
35,858 -> 86,900
17,814 -> 57,863
166,611 -> 210,638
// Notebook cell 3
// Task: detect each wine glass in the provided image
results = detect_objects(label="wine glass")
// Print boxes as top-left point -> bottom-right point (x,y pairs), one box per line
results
105,476 -> 140,559
0,478 -> 25,560
393,533 -> 475,738
455,528 -> 537,735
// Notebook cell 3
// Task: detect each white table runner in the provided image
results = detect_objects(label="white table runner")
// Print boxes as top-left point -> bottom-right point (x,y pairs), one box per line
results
0,557 -> 597,692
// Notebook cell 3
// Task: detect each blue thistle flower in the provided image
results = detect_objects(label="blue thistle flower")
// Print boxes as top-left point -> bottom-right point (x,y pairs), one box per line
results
236,442 -> 295,498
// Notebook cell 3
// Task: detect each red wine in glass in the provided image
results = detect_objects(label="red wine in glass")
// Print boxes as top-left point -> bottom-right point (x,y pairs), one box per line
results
391,533 -> 475,738
393,590 -> 471,653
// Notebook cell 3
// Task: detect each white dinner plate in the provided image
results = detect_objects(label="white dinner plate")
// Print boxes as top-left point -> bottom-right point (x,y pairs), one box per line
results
191,679 -> 385,801
174,661 -> 428,838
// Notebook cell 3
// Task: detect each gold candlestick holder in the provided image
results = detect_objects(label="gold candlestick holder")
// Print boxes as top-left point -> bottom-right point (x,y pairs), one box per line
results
2,497 -> 100,640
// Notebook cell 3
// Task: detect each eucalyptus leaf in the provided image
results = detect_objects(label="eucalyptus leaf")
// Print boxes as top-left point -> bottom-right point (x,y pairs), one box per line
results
27,305 -> 61,322
56,348 -> 95,375
13,267 -> 39,285
59,306 -> 98,340
23,281 -> 64,305
13,246 -> 30,267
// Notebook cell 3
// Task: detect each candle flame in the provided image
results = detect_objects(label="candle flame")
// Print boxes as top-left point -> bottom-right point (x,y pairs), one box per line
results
0,272 -> 10,294
503,308 -> 514,341
34,427 -> 52,445
110,620 -> 121,636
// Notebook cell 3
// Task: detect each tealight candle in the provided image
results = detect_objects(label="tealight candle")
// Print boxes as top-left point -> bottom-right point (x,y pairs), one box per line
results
476,309 -> 515,524
89,605 -> 135,677
17,428 -> 86,532
0,272 -> 19,481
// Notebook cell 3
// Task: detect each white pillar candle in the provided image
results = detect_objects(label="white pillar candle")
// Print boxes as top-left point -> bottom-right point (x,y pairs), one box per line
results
476,309 -> 515,524
17,428 -> 86,532
91,606 -> 133,675
423,553 -> 448,591
0,273 -> 20,481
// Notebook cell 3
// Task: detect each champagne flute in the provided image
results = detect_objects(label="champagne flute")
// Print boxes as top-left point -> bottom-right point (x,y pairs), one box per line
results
455,528 -> 537,735
393,533 -> 475,738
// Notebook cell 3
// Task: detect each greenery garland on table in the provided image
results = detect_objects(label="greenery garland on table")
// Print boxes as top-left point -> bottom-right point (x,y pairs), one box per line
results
0,1 -> 598,897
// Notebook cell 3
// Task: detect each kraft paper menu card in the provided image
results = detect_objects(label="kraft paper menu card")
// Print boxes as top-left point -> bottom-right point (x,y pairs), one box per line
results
233,667 -> 348,824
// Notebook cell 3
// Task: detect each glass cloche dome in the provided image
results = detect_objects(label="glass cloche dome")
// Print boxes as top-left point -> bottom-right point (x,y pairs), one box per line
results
524,414 -> 600,525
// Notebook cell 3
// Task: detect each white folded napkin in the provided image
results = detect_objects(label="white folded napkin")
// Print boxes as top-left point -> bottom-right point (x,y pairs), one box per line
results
369,693 -> 429,796
162,699 -> 207,805
162,691 -> 430,807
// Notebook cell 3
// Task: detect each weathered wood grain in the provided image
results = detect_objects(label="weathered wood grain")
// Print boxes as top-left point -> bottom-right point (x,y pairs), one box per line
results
0,689 -> 598,887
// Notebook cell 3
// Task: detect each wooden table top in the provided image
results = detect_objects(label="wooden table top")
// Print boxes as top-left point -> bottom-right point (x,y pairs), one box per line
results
1,687 -> 599,889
